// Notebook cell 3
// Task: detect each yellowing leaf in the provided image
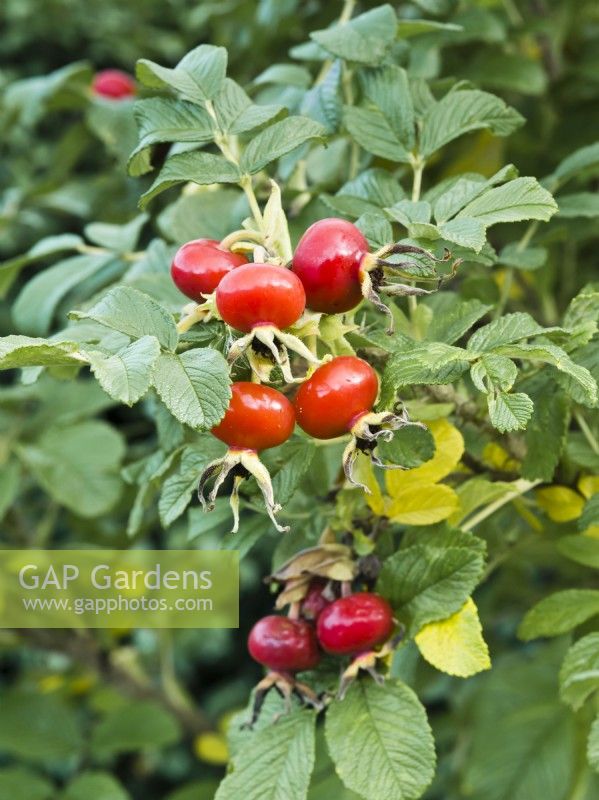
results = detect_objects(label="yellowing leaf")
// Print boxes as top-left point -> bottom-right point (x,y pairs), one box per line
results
415,598 -> 491,678
359,457 -> 386,516
385,419 -> 464,496
482,442 -> 520,472
578,475 -> 599,500
194,732 -> 229,765
536,486 -> 585,522
387,483 -> 459,525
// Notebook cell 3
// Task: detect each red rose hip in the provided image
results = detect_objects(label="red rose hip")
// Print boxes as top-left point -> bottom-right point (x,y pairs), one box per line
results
248,615 -> 321,672
211,382 -> 295,452
294,356 -> 378,440
316,592 -> 394,655
292,218 -> 368,314
301,580 -> 332,621
92,69 -> 136,99
171,239 -> 248,301
216,263 -> 305,333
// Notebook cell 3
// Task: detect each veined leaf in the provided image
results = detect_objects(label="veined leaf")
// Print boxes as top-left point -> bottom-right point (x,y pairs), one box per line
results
560,633 -> 599,711
240,116 -> 326,174
518,589 -> 599,640
140,152 -> 241,208
457,177 -> 557,227
310,5 -> 398,66
136,44 -> 227,103
487,391 -> 534,433
344,106 -> 411,163
87,336 -> 160,406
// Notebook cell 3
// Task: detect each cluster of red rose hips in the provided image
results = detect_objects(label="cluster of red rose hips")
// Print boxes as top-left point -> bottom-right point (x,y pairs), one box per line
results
246,582 -> 395,721
170,219 -> 439,532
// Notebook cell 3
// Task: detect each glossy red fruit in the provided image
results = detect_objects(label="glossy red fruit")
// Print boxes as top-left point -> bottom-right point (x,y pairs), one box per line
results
92,69 -> 136,99
171,239 -> 248,301
211,382 -> 295,452
301,580 -> 332,621
248,615 -> 320,672
316,592 -> 394,655
216,264 -> 305,333
292,218 -> 368,314
294,356 -> 378,440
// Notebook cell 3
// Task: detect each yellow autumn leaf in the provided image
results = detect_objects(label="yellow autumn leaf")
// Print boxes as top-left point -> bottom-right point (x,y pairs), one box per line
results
578,475 -> 599,500
482,442 -> 520,472
415,598 -> 491,678
387,483 -> 459,525
358,456 -> 386,516
194,732 -> 229,765
385,419 -> 464,496
535,485 -> 585,522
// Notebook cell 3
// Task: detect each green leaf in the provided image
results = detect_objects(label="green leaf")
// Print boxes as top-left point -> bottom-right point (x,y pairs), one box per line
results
70,286 -> 178,351
487,391 -> 534,433
17,421 -> 125,517
344,106 -> 411,163
92,701 -> 180,756
471,354 -> 517,392
140,151 -> 241,207
310,5 -> 398,66
560,634 -> 599,711
398,18 -> 462,36
216,711 -> 316,800
0,336 -> 84,370
13,253 -> 115,336
129,98 -> 213,176
456,178 -> 558,227
136,44 -> 227,102
301,60 -> 343,133
151,349 -> 231,430
468,312 -> 547,352
0,691 -> 81,762
360,65 -> 415,151
580,494 -> 599,531
240,117 -> 326,174
63,772 -> 130,800
497,342 -> 598,407
271,440 -> 317,506
382,343 -> 471,399
518,590 -> 599,640
355,212 -> 393,249
557,192 -> 599,218
420,90 -> 524,158
85,214 -> 148,252
558,536 -> 599,568
87,336 -> 160,406
214,78 -> 285,134
0,767 -> 53,800
499,243 -> 547,271
377,423 -> 436,469
522,390 -> 569,481
325,680 -> 435,800
424,294 -> 491,344
377,544 -> 485,632
548,142 -> 599,188
0,233 -> 84,297
159,439 -> 226,527
438,217 -> 487,252
254,64 -> 312,88
589,716 -> 599,774
433,165 -> 518,223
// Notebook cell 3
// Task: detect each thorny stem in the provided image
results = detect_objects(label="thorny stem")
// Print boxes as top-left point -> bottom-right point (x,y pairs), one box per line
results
462,478 -> 542,531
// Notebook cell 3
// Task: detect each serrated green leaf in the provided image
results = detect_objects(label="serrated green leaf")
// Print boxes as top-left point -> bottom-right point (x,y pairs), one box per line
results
217,711 -> 316,800
129,98 -> 213,176
214,78 -> 285,134
522,390 -> 569,481
87,336 -> 160,406
468,312 -> 546,352
13,253 -> 115,336
136,44 -> 227,102
424,294 -> 491,344
271,440 -> 317,506
152,349 -> 230,430
0,336 -> 84,370
420,90 -> 524,158
355,212 -> 393,249
71,286 -> 178,351
310,5 -> 398,66
344,106 -> 411,163
301,60 -> 342,133
560,633 -> 599,711
549,142 -> 599,188
433,165 -> 518,223
240,117 -> 326,174
377,544 -> 485,632
471,354 -> 517,392
140,151 -> 241,207
360,65 -> 414,150
382,343 -> 471,400
487,391 -> 534,433
377,424 -> 435,468
457,177 -> 557,227
325,680 -> 435,800
518,589 -> 599,640
438,217 -> 486,251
